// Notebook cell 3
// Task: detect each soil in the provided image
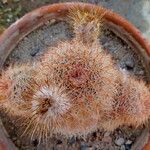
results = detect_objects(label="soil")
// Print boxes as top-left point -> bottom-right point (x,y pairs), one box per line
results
0,20 -> 148,150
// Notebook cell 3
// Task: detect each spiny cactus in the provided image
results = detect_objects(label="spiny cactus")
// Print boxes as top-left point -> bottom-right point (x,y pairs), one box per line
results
99,76 -> 150,131
37,40 -> 119,137
117,77 -> 150,127
0,6 -> 149,143
0,64 -> 38,116
68,5 -> 106,46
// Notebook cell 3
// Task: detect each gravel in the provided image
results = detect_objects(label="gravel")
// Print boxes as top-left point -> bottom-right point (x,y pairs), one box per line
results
115,138 -> 125,146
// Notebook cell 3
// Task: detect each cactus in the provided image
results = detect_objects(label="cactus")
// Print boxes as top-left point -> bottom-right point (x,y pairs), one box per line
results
0,6 -> 149,143
99,76 -> 150,131
68,5 -> 105,46
0,65 -> 38,116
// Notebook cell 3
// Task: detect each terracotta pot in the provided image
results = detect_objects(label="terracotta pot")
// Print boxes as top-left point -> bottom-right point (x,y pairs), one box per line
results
143,137 -> 150,150
0,2 -> 149,150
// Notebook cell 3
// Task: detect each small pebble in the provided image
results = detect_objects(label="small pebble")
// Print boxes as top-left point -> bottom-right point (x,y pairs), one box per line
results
12,137 -> 17,141
87,147 -> 94,150
68,137 -> 76,145
120,145 -> 126,150
115,138 -> 125,146
80,145 -> 89,150
126,140 -> 132,145
125,60 -> 134,70
16,140 -> 21,146
137,70 -> 144,75
6,18 -> 11,23
30,48 -> 40,57
104,131 -> 111,137
125,144 -> 132,150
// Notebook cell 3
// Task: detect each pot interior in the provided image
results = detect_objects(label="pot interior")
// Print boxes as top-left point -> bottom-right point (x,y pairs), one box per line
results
0,17 -> 149,150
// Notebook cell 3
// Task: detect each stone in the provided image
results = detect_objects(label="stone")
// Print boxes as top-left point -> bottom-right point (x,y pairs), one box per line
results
80,145 -> 89,150
104,132 -> 111,137
126,140 -> 132,145
120,145 -> 126,150
115,138 -> 125,146
68,137 -> 76,145
125,60 -> 134,70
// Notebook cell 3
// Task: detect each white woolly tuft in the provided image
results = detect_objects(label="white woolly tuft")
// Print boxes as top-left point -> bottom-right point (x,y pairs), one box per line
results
32,86 -> 71,117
